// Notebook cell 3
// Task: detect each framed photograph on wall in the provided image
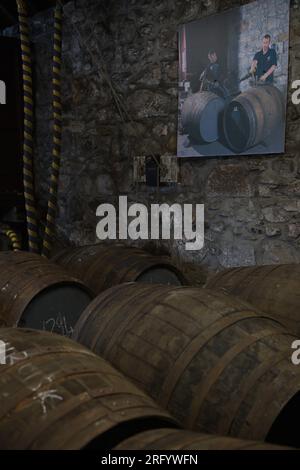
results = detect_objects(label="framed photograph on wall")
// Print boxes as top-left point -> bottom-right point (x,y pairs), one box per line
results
177,0 -> 290,158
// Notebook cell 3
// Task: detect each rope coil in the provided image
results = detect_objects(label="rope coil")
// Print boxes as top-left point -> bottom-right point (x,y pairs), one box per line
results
0,229 -> 21,251
16,0 -> 39,254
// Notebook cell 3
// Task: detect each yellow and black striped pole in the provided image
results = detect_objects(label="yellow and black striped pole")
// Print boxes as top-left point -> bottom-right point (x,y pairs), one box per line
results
16,0 -> 39,253
3,229 -> 22,252
42,3 -> 63,258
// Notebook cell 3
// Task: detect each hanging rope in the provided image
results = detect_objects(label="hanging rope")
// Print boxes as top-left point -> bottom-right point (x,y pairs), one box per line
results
41,3 -> 63,258
16,0 -> 39,254
1,229 -> 22,252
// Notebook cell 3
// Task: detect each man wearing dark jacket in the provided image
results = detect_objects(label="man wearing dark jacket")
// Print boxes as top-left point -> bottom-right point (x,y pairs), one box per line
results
200,50 -> 228,98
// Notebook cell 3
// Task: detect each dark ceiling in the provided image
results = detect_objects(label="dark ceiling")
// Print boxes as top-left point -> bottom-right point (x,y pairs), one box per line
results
0,1 -> 68,31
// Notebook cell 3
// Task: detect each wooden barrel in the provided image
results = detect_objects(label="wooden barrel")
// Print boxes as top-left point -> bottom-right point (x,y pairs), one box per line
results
206,264 -> 300,336
115,428 -> 294,450
73,283 -> 300,447
0,251 -> 93,336
179,262 -> 208,287
223,85 -> 283,152
182,91 -> 225,143
52,244 -> 187,295
0,328 -> 177,450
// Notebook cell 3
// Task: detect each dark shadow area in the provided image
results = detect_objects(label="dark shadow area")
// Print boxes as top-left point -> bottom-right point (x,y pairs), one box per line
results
83,417 -> 177,450
137,266 -> 183,285
223,101 -> 251,152
0,37 -> 23,208
185,8 -> 240,94
266,391 -> 300,448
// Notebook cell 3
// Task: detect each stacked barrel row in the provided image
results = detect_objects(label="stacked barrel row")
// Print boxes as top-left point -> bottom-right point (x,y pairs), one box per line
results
0,246 -> 202,450
0,328 -> 294,450
0,245 -> 190,333
0,328 -> 176,450
72,283 -> 300,448
0,246 -> 299,450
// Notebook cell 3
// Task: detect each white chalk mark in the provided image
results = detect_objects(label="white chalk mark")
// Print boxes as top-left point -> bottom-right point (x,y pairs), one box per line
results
33,389 -> 64,415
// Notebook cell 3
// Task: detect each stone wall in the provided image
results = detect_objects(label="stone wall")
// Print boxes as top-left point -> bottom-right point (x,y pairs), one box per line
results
3,0 -> 300,271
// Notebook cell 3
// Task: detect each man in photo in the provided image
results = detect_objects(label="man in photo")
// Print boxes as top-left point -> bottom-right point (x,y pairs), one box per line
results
199,50 -> 228,97
250,34 -> 277,83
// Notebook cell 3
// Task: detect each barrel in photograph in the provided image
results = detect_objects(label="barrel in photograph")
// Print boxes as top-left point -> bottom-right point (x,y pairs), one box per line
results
0,328 -> 177,450
181,91 -> 225,143
73,283 -> 300,448
223,85 -> 283,152
0,251 -> 93,336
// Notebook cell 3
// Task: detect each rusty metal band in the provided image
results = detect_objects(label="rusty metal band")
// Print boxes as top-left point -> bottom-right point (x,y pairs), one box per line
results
225,345 -> 294,435
159,311 -> 279,408
238,364 -> 300,439
186,328 -> 291,429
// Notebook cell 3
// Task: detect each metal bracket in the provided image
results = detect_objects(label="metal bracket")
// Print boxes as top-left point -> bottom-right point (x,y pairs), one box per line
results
133,155 -> 179,185
160,156 -> 179,183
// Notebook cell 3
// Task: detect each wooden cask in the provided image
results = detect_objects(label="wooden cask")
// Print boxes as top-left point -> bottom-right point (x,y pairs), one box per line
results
0,328 -> 177,450
0,251 -> 93,336
206,264 -> 300,336
115,428 -> 294,450
223,85 -> 283,152
53,244 -> 186,295
73,283 -> 300,447
182,91 -> 225,143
